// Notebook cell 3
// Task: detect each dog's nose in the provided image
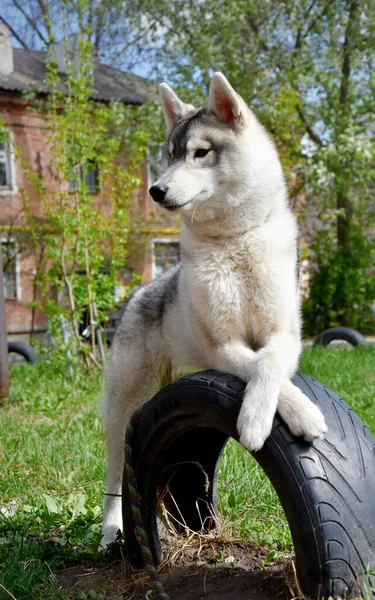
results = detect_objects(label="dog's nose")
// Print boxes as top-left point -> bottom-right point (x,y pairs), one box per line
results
149,183 -> 169,203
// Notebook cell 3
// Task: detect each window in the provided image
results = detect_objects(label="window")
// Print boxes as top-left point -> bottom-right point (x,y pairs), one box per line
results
152,241 -> 180,278
68,164 -> 100,194
0,138 -> 15,192
1,240 -> 18,299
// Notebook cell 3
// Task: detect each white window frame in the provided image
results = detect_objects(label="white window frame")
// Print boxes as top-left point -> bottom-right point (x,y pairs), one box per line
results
1,237 -> 21,300
151,237 -> 180,279
0,132 -> 17,196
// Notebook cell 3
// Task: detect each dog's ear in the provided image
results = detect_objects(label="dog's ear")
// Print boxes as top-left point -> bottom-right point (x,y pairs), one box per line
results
159,83 -> 195,132
209,73 -> 248,130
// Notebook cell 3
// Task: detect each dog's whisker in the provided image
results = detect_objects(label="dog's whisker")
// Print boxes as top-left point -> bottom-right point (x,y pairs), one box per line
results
191,199 -> 201,223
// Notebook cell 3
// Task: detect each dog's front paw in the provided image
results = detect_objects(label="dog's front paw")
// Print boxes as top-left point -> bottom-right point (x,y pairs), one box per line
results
279,383 -> 328,441
237,387 -> 277,452
297,400 -> 327,441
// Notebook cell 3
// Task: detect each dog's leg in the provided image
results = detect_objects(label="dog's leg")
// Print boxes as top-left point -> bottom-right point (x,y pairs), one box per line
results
206,339 -> 257,381
237,331 -> 302,451
278,379 -> 327,441
207,339 -> 278,449
100,351 -> 157,551
206,337 -> 327,450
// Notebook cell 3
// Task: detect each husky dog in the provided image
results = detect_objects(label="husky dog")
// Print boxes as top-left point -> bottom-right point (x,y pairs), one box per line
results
101,73 -> 327,549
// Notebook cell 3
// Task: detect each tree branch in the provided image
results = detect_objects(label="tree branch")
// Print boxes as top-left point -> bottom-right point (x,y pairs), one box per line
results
295,0 -> 318,50
294,0 -> 333,50
94,9 -> 104,58
102,18 -> 159,66
340,0 -> 359,106
37,0 -> 53,44
247,13 -> 324,147
11,0 -> 49,46
246,15 -> 269,52
0,14 -> 29,48
296,105 -> 324,146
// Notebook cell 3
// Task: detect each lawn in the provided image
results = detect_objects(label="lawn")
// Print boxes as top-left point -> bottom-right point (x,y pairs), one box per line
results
1,346 -> 375,599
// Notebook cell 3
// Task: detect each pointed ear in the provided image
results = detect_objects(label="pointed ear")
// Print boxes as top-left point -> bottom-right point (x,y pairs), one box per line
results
159,83 -> 195,132
208,72 -> 248,129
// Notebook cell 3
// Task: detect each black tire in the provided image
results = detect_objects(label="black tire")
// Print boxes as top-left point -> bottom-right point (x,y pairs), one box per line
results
7,341 -> 39,363
122,371 -> 375,600
313,327 -> 366,347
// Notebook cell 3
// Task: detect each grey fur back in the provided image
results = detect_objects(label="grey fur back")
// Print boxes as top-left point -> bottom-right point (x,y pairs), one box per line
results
117,265 -> 181,333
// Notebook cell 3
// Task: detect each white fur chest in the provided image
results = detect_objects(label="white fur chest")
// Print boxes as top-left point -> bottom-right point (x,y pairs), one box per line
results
182,223 -> 297,346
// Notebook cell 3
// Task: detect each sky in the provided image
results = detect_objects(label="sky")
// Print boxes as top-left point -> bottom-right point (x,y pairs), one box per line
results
0,1 -> 160,79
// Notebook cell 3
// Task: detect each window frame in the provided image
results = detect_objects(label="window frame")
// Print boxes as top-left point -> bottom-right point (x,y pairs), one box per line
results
151,238 -> 181,279
68,163 -> 100,195
1,238 -> 21,300
0,132 -> 17,196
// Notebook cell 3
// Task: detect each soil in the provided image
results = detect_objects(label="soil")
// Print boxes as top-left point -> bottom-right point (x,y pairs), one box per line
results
56,540 -> 296,600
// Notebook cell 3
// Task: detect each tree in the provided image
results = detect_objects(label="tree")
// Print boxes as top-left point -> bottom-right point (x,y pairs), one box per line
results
0,0 -> 159,73
1,3 -> 151,369
128,0 -> 375,331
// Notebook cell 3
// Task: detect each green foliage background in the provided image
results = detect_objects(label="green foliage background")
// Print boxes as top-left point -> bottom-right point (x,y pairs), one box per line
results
129,0 -> 375,333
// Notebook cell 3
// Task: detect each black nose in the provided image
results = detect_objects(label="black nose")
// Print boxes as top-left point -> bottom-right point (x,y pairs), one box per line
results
149,183 -> 169,203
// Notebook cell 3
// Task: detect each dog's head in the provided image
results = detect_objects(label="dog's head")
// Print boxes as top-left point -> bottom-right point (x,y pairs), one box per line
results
149,73 -> 285,223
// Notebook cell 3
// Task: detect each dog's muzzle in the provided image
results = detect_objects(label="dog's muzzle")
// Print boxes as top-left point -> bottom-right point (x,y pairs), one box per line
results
149,183 -> 169,203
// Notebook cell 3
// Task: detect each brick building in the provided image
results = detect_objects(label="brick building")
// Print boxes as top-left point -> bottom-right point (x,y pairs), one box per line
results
0,24 -> 180,343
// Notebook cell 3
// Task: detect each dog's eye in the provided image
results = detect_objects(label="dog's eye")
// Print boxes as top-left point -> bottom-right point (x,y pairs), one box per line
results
194,148 -> 210,158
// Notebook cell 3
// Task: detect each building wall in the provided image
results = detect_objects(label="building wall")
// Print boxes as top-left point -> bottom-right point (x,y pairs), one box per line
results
1,92 -> 50,340
0,90 -> 180,341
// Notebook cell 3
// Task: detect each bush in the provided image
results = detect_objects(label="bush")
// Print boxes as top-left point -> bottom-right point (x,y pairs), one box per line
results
303,225 -> 375,337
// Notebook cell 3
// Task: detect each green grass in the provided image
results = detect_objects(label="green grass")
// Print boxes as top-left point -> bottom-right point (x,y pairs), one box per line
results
300,345 -> 375,433
0,363 -> 105,599
1,347 -> 375,598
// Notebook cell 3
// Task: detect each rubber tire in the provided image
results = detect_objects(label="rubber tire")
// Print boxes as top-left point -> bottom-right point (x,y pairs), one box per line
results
122,371 -> 375,600
313,327 -> 366,347
7,341 -> 39,363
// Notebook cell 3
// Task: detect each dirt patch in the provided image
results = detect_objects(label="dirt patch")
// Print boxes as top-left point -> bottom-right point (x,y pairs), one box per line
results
56,540 -> 295,599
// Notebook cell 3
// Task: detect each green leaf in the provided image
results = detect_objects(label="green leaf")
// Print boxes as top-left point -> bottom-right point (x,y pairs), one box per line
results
69,492 -> 87,518
264,550 -> 277,564
42,494 -> 59,514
